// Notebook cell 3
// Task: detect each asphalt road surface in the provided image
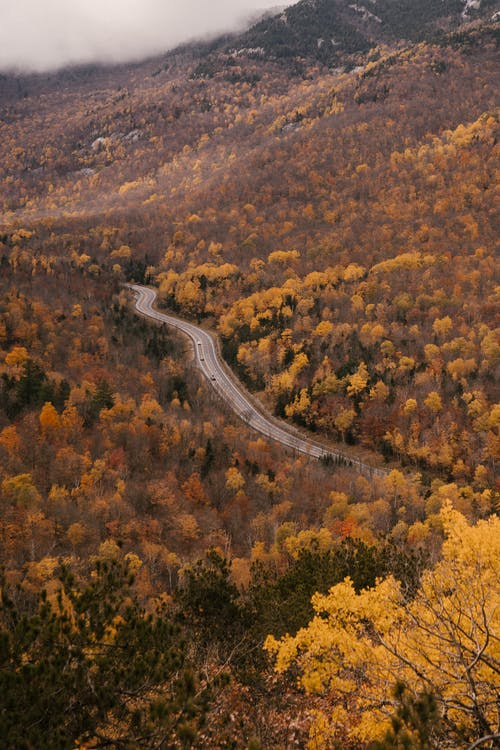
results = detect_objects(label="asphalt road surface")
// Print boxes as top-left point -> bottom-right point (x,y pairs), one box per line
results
128,284 -> 387,479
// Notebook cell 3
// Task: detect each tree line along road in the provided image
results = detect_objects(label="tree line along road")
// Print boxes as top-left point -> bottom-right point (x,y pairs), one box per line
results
128,284 -> 387,480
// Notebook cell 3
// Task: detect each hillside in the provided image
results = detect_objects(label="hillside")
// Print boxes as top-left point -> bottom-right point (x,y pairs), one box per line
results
233,0 -> 500,62
1,17 -> 498,476
0,7 -> 498,749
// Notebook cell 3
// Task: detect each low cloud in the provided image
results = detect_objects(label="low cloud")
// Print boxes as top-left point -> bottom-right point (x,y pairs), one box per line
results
0,0 -> 280,73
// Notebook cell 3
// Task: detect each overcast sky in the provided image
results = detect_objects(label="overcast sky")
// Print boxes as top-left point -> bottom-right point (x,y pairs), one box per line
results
0,0 -> 289,73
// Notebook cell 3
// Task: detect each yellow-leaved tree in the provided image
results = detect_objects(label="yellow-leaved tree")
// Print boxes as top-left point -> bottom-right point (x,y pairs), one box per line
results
265,505 -> 500,749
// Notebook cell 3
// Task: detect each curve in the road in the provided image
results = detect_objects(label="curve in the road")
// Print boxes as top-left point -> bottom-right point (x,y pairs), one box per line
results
128,284 -> 386,479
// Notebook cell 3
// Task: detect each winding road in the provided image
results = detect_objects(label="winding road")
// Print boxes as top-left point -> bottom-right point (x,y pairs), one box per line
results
128,284 -> 387,479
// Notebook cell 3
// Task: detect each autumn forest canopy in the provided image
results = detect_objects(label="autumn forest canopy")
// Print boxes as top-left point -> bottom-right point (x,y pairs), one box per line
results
0,0 -> 498,747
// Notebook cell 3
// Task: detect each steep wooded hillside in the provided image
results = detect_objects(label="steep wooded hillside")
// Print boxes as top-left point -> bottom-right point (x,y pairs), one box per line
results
1,20 -> 497,483
233,0 -> 500,63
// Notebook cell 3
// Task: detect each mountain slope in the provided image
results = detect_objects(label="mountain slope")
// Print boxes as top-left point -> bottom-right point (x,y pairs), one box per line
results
233,0 -> 500,63
0,14 -> 498,484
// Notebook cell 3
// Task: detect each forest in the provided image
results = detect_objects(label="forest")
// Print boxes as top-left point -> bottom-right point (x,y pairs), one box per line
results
0,4 -> 498,748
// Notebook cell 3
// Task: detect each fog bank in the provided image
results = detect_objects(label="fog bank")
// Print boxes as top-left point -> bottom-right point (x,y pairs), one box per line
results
0,0 -> 283,73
